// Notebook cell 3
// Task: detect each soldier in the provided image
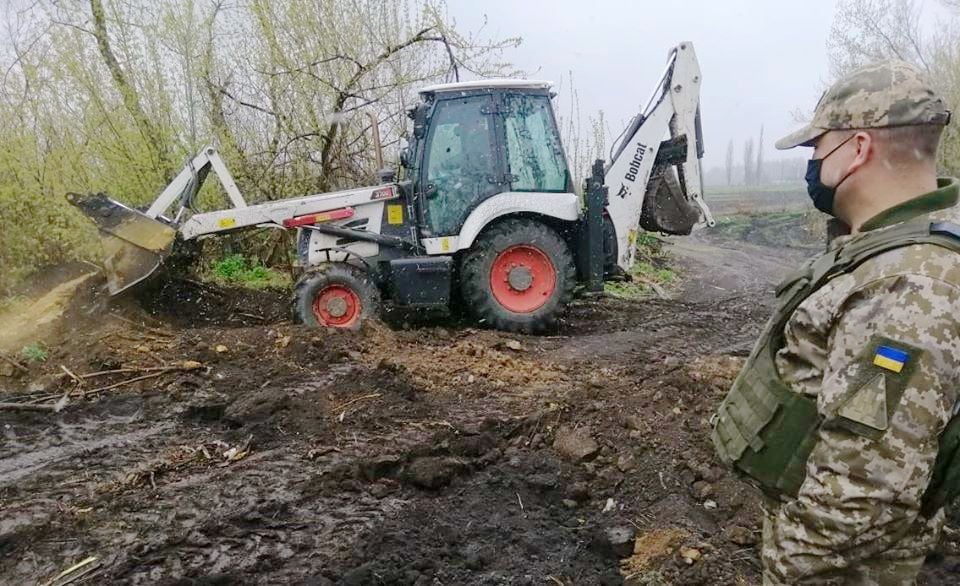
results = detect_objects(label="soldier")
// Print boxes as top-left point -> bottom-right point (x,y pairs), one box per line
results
711,60 -> 960,584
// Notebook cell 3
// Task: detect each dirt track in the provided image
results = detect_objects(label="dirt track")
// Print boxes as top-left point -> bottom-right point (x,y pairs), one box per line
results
2,214 -> 959,585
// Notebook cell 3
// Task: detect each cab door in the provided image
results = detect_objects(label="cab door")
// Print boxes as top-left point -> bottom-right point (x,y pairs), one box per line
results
501,93 -> 571,193
419,94 -> 503,237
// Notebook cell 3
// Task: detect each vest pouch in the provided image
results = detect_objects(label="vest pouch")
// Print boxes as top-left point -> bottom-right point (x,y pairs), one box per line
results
712,368 -> 821,498
921,413 -> 960,517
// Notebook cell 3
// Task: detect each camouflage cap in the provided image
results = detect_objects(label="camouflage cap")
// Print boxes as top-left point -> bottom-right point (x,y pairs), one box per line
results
775,60 -> 950,150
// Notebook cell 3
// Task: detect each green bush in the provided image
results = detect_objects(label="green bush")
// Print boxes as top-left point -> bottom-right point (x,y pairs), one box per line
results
208,255 -> 289,289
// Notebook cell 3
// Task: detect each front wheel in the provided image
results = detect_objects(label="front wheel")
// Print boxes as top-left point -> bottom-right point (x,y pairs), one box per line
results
460,218 -> 575,333
293,263 -> 380,330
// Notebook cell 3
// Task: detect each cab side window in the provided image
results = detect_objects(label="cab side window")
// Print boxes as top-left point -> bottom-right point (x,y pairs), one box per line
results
503,94 -> 569,192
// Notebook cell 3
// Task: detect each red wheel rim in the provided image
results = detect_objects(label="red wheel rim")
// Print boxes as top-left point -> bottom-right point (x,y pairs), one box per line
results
489,244 -> 557,313
312,285 -> 361,328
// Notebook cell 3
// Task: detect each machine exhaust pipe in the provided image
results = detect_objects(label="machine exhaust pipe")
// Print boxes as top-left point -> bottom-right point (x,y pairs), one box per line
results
67,192 -> 177,295
365,111 -> 395,183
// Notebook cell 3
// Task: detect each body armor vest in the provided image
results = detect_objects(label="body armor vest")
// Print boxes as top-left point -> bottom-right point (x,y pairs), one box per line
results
711,218 -> 960,506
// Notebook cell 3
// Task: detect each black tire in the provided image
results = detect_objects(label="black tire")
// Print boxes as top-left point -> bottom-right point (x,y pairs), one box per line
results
460,218 -> 575,333
292,263 -> 380,330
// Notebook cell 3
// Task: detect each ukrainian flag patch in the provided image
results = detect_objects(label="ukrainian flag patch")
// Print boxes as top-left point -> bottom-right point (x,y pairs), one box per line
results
873,345 -> 909,373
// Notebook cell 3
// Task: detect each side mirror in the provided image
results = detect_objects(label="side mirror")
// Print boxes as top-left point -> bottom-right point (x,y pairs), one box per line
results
412,104 -> 428,139
400,147 -> 412,169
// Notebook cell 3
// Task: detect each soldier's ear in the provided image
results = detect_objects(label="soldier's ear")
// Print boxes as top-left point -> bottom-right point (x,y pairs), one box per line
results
848,131 -> 874,172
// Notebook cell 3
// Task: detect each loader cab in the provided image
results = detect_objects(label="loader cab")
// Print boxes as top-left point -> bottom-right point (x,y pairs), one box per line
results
403,80 -> 571,238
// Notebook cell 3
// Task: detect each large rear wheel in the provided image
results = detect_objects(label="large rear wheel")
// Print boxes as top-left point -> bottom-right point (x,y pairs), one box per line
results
293,263 -> 380,330
460,218 -> 575,333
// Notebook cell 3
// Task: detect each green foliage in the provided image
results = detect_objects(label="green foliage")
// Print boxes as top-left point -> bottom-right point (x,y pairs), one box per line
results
21,343 -> 48,363
0,0 -> 519,294
634,231 -> 661,251
604,233 -> 675,299
208,254 -> 289,289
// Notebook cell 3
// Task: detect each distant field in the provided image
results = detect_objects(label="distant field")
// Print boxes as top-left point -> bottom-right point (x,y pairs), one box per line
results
704,184 -> 808,216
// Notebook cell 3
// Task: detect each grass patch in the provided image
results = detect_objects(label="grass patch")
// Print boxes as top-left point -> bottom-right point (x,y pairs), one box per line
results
712,210 -> 807,238
206,254 -> 290,289
604,235 -> 676,300
21,342 -> 48,363
706,183 -> 805,197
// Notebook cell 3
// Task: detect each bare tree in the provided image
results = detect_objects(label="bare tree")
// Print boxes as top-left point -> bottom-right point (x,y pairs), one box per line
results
829,0 -> 960,174
755,124 -> 765,185
89,0 -> 175,177
828,0 -> 928,77
725,139 -> 735,186
743,138 -> 755,186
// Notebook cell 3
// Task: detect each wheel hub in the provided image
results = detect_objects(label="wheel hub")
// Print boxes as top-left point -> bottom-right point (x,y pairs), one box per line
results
326,296 -> 348,318
489,244 -> 557,314
312,284 -> 362,328
507,266 -> 533,291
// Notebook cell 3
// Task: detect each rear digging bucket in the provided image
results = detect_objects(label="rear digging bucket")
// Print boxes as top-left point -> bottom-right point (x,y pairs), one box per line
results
67,192 -> 177,295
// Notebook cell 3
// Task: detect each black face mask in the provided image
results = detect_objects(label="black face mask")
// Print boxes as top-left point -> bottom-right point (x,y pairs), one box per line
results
805,134 -> 856,216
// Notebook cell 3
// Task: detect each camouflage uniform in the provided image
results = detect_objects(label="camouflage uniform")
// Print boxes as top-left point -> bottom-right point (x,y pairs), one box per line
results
758,61 -> 957,584
762,180 -> 960,584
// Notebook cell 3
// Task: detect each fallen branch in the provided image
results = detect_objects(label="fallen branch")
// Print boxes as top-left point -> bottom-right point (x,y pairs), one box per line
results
634,276 -> 670,300
0,352 -> 28,373
78,371 -> 166,396
334,392 -> 382,412
80,361 -> 203,379
108,313 -> 173,337
60,365 -> 84,387
41,555 -> 100,586
0,402 -> 61,412
235,311 -> 265,321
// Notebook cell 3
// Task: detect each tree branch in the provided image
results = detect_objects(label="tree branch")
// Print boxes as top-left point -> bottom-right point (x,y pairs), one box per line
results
89,0 -> 172,177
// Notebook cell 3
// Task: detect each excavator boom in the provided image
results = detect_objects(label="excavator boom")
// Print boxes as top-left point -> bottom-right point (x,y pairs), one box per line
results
604,41 -> 714,269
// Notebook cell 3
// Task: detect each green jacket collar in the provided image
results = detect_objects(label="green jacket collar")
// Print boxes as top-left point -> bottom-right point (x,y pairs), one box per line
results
861,177 -> 960,231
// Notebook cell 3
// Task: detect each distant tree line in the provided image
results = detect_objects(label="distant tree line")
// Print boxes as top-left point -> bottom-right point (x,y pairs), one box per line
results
708,125 -> 801,187
706,154 -> 806,188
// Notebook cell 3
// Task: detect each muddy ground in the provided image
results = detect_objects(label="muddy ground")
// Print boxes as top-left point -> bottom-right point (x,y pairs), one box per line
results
2,213 -> 959,585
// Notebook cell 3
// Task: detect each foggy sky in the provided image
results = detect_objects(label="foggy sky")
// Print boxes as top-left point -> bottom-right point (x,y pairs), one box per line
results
444,0 -> 857,171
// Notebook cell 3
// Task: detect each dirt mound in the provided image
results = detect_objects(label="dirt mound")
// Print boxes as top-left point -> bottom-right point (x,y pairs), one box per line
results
132,276 -> 289,327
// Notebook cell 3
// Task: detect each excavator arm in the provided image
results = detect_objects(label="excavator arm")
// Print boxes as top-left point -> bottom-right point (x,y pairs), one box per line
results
604,41 -> 714,270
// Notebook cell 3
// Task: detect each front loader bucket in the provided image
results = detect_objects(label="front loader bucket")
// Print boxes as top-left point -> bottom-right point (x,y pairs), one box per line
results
67,193 -> 177,295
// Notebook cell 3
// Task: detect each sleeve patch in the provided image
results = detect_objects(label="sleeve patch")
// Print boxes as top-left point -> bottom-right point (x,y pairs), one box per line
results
837,373 -> 888,431
874,345 -> 909,372
826,336 -> 922,440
